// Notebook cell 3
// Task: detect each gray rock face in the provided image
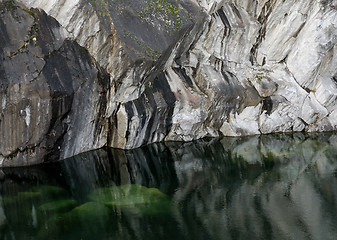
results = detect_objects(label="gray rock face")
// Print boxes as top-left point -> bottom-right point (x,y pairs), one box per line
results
1,0 -> 337,166
0,1 -> 109,166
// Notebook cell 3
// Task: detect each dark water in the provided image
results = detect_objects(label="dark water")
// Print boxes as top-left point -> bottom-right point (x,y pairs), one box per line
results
1,133 -> 337,240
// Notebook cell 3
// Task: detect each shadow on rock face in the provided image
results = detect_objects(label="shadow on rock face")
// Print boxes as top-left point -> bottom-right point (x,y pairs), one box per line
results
0,2 -> 110,167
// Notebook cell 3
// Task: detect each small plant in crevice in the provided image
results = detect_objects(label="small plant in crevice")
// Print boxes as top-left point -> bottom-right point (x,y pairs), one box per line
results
8,20 -> 40,58
2,0 -> 17,11
123,30 -> 162,60
137,0 -> 185,32
253,67 -> 272,82
25,22 -> 40,47
255,73 -> 263,82
89,0 -> 115,34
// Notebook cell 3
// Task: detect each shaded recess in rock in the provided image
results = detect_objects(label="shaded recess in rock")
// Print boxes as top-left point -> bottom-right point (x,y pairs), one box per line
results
0,2 -> 109,166
89,0 -> 202,61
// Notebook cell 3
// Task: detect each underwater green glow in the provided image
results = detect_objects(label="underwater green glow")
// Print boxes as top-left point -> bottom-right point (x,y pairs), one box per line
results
0,133 -> 337,240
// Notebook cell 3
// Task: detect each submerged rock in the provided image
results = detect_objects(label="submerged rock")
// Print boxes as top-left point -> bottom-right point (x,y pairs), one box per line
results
36,201 -> 111,239
1,0 -> 337,166
89,184 -> 172,215
38,199 -> 77,213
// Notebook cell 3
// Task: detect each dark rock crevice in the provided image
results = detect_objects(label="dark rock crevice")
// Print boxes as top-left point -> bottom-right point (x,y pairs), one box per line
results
250,0 -> 276,65
93,65 -> 110,142
122,71 -> 176,148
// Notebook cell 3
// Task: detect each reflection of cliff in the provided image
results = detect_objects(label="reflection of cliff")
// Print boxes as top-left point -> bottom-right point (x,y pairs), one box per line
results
59,145 -> 180,199
0,146 -> 181,239
170,133 -> 337,240
0,133 -> 337,239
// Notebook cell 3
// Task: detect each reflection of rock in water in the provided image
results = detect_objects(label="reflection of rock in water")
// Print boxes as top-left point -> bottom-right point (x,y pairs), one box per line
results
0,145 -> 181,239
170,133 -> 337,240
58,144 -> 180,200
0,133 -> 336,239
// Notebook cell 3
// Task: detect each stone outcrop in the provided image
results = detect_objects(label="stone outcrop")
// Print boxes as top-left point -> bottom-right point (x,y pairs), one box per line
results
0,1 -> 110,166
1,0 -> 337,166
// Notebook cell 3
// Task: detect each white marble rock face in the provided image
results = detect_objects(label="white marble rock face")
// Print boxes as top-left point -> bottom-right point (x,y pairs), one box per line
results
1,0 -> 337,166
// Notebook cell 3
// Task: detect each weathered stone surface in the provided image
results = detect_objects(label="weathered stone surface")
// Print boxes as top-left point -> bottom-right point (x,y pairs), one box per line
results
0,1 -> 109,166
1,0 -> 337,166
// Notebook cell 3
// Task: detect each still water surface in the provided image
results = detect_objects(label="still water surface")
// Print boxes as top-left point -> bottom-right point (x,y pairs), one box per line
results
0,133 -> 337,240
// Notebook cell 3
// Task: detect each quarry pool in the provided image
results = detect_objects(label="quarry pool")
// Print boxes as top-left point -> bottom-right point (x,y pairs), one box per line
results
0,133 -> 337,240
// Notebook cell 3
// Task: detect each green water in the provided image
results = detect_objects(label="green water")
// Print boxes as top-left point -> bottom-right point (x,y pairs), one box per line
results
0,133 -> 337,240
